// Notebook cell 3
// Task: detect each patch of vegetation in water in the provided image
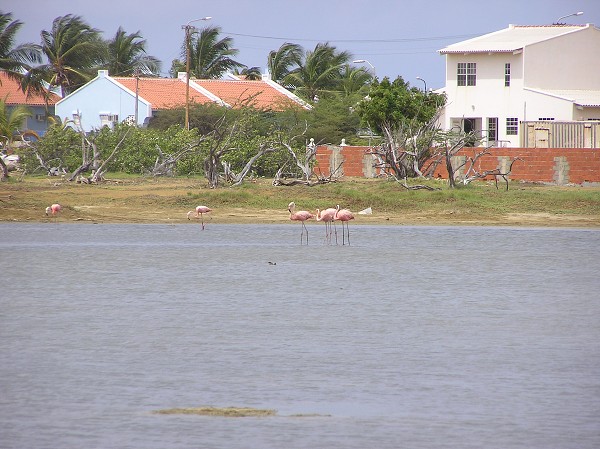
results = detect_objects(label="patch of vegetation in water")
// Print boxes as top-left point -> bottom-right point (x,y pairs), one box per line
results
154,406 -> 277,417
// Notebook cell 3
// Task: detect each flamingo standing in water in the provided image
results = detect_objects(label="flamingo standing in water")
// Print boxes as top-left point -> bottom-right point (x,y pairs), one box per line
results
288,202 -> 314,245
334,205 -> 355,245
187,205 -> 212,230
45,203 -> 62,220
316,206 -> 337,244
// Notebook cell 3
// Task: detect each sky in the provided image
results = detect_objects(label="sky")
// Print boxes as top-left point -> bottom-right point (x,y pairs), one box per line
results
4,0 -> 599,90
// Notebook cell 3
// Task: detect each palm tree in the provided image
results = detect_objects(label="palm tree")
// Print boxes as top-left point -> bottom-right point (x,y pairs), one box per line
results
0,96 -> 31,136
284,43 -> 352,102
338,64 -> 373,96
232,66 -> 262,80
105,27 -> 161,76
36,15 -> 106,96
0,98 -> 32,179
185,25 -> 244,79
267,42 -> 303,84
0,12 -> 42,82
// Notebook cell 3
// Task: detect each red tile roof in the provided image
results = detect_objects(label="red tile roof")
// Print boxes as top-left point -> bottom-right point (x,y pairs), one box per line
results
193,79 -> 303,111
114,76 -> 214,110
113,75 -> 306,111
0,71 -> 60,106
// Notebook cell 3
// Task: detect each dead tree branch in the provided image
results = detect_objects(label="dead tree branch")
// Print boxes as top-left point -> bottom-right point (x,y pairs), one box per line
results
151,142 -> 199,177
463,155 -> 523,190
89,128 -> 131,183
227,143 -> 279,187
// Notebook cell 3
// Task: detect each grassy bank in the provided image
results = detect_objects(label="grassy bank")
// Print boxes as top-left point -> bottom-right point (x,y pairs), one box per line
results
1,174 -> 599,227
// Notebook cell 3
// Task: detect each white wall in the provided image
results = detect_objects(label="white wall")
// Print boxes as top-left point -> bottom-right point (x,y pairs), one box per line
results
523,90 -> 577,122
524,27 -> 600,90
443,52 -> 526,146
55,71 -> 152,132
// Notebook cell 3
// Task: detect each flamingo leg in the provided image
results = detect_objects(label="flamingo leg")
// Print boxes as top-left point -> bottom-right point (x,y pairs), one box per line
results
344,222 -> 350,245
200,213 -> 205,230
333,221 -> 338,245
301,221 -> 309,245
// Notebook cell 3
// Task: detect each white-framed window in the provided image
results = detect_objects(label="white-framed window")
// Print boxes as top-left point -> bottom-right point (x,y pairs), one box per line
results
506,117 -> 519,135
457,62 -> 476,86
487,117 -> 498,143
35,114 -> 46,122
99,113 -> 119,127
504,63 -> 511,87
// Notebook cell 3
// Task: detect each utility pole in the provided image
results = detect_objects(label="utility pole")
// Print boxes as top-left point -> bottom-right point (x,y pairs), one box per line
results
183,17 -> 211,130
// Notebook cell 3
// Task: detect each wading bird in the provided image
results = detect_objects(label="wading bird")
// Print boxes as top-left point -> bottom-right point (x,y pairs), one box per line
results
334,205 -> 355,245
288,201 -> 314,245
316,207 -> 337,244
187,205 -> 212,230
45,204 -> 62,219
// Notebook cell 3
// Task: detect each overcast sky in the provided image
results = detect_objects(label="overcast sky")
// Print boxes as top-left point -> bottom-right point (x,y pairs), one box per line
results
4,0 -> 598,90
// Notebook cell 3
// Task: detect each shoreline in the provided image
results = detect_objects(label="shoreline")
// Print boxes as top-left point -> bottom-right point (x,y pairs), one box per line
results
1,176 -> 599,228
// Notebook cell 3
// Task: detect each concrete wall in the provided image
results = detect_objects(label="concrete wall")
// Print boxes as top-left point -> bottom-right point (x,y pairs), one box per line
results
315,145 -> 600,185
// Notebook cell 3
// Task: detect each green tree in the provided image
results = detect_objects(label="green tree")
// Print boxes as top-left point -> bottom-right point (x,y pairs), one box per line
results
0,11 -> 42,82
338,64 -> 372,96
0,97 -> 32,179
35,15 -> 106,96
105,27 -> 161,76
355,76 -> 446,180
22,119 -> 81,174
267,42 -> 303,84
305,92 -> 364,145
0,96 -> 31,142
284,43 -> 352,102
171,25 -> 244,79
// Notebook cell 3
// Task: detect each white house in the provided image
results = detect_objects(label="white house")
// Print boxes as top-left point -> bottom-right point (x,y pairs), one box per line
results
55,70 -> 311,132
438,24 -> 600,147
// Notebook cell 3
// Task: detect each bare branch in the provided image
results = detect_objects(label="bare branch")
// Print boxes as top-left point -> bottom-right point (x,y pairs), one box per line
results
90,128 -> 132,182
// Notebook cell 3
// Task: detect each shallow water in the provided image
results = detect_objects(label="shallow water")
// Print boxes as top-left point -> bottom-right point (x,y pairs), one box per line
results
1,223 -> 599,448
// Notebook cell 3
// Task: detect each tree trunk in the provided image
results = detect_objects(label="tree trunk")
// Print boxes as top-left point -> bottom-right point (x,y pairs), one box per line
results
0,157 -> 8,181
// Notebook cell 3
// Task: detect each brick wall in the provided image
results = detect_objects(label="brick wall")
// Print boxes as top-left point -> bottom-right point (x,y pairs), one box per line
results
315,145 -> 600,185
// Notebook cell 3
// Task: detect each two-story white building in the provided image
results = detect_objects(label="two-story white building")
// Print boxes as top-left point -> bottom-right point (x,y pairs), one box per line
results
438,24 -> 600,147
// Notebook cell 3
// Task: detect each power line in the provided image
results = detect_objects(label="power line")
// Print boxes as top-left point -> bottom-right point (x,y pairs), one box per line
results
222,31 -> 479,44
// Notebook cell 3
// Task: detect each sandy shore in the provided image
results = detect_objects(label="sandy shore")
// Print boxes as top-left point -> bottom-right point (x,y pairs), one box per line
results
1,177 -> 599,228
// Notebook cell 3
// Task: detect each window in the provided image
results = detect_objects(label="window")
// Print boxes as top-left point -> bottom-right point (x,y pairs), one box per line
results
487,117 -> 498,143
506,117 -> 519,135
504,63 -> 511,87
35,114 -> 46,122
457,62 -> 476,86
99,113 -> 119,128
538,117 -> 555,121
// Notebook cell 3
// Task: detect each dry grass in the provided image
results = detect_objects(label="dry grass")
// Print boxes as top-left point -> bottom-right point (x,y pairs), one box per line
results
1,175 -> 599,227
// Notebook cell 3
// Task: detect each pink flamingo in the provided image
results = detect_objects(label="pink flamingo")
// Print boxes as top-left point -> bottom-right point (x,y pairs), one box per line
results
288,202 -> 314,245
187,205 -> 212,230
334,205 -> 355,245
316,207 -> 337,244
45,203 -> 62,220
